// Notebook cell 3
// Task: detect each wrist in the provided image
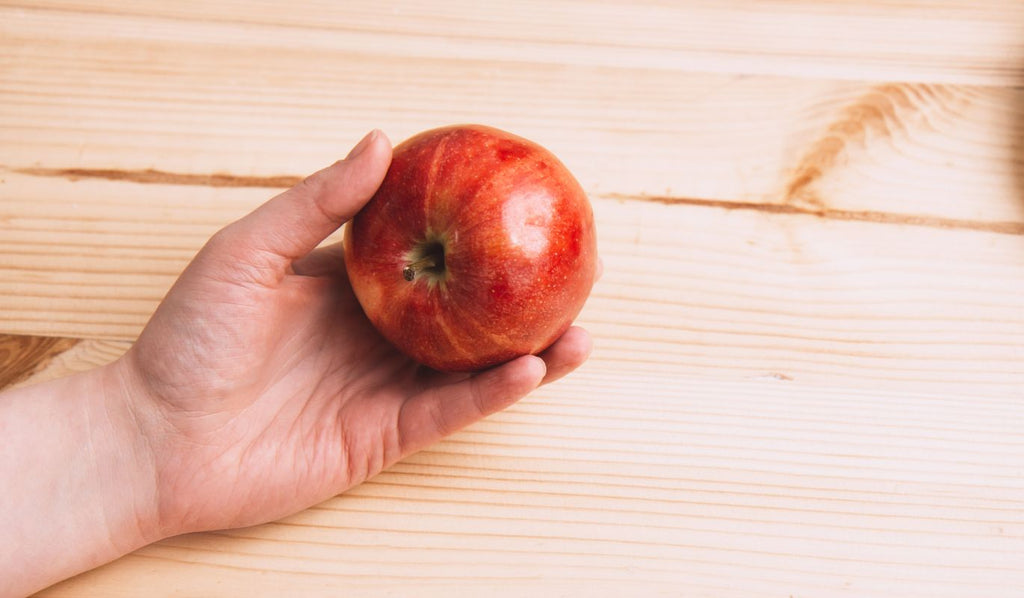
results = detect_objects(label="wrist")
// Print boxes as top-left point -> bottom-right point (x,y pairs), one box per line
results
96,357 -> 165,548
0,359 -> 163,596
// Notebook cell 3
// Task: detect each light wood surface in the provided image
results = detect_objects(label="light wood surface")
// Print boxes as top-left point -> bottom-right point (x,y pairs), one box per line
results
2,1 -> 1023,596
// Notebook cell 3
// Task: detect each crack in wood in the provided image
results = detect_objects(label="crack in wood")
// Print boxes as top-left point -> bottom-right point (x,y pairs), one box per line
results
9,159 -> 1022,235
12,167 -> 303,189
603,193 -> 1024,236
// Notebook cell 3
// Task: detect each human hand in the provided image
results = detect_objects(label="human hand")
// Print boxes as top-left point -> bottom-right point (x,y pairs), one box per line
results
120,130 -> 594,538
0,129 -> 594,597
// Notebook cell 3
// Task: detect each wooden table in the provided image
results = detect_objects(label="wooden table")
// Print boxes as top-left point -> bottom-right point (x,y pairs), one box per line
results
3,1 -> 1024,595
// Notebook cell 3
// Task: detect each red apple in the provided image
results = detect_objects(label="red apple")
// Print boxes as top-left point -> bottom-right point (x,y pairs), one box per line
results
343,124 -> 597,372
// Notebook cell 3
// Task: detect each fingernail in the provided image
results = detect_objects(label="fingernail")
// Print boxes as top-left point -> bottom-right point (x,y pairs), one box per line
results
346,129 -> 379,159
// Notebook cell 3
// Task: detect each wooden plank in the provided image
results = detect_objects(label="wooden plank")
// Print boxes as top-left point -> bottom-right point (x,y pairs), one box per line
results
8,0 -> 1024,85
2,7 -> 1023,224
3,3 -> 1022,597
2,177 -> 1023,396
38,371 -> 1024,597
591,197 -> 1024,395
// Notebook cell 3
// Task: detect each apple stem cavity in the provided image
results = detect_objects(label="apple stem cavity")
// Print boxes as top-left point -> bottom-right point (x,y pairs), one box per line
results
403,240 -> 446,283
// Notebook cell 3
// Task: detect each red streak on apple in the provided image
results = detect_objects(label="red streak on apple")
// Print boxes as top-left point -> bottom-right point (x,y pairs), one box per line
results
343,124 -> 597,372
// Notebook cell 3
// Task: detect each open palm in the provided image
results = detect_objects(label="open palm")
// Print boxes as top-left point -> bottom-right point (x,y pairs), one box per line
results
120,131 -> 592,536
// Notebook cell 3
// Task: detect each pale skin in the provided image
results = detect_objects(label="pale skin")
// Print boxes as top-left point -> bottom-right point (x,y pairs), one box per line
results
0,130 -> 594,597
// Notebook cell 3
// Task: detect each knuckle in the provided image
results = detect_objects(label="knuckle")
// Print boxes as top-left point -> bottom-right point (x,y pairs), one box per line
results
426,400 -> 452,437
201,223 -> 239,257
469,381 -> 491,417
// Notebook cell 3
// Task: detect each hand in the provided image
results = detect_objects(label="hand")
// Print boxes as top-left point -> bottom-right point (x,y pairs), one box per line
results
121,130 -> 593,537
0,129 -> 594,597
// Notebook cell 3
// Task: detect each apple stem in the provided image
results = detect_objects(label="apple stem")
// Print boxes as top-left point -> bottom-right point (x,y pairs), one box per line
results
403,256 -> 437,281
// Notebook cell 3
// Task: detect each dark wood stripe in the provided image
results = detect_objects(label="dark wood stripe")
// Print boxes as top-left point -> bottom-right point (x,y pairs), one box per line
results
10,166 -> 1023,236
0,335 -> 79,389
13,167 -> 302,189
604,193 -> 1024,236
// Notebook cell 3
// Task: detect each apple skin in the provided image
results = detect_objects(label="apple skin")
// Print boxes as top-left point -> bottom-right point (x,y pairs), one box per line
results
343,124 -> 597,372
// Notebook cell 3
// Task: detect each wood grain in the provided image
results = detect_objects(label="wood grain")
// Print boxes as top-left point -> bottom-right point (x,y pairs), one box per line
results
2,1 -> 1024,596
3,336 -> 129,389
0,334 -> 78,388
9,0 -> 1024,84
3,174 -> 1023,396
40,372 -> 1024,597
2,5 -> 1023,223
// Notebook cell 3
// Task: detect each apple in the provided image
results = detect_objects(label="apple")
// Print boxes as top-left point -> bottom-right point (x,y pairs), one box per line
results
343,124 -> 597,372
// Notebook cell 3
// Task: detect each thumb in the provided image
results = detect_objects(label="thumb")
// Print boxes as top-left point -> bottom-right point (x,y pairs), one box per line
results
216,130 -> 392,273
